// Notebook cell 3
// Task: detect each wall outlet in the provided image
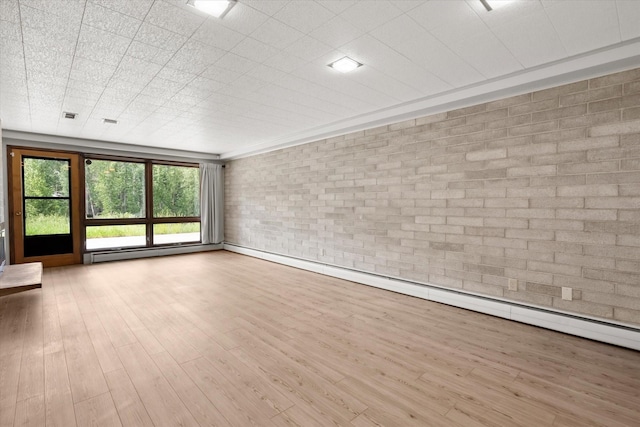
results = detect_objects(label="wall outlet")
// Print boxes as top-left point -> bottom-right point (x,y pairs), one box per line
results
508,278 -> 518,291
562,287 -> 573,301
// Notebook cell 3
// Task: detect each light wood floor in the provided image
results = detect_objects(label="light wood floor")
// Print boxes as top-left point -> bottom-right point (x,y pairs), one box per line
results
1,251 -> 639,427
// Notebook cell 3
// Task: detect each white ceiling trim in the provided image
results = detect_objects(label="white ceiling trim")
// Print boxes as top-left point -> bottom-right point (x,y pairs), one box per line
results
2,130 -> 221,162
221,38 -> 640,160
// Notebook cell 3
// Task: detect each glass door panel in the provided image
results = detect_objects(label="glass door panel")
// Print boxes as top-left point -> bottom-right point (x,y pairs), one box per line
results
9,148 -> 82,267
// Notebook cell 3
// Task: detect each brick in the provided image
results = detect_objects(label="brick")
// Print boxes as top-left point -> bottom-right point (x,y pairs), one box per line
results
532,104 -> 587,122
552,299 -> 613,319
586,171 -> 640,185
447,103 -> 486,118
585,221 -> 640,235
505,208 -> 555,219
616,284 -> 640,298
614,308 -> 640,324
557,184 -> 618,197
531,152 -> 586,166
618,235 -> 640,248
589,119 -> 640,137
555,253 -> 615,270
623,106 -> 640,121
589,68 -> 640,88
557,136 -> 619,152
624,80 -> 640,95
509,121 -> 558,136
621,158 -> 640,170
556,209 -> 616,221
557,161 -> 618,175
556,231 -> 616,245
507,165 -> 556,177
226,67 -> 640,326
526,282 -> 562,297
465,148 -> 507,161
529,197 -> 583,208
532,128 -> 586,143
585,197 -> 640,209
559,110 -> 621,129
529,219 -> 583,231
507,142 -> 557,157
582,290 -> 640,309
533,80 -> 588,100
620,185 -> 640,196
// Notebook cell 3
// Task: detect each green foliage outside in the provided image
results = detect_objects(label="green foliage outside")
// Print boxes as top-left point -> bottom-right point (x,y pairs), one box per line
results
26,215 -> 199,238
153,164 -> 200,217
24,157 -> 201,239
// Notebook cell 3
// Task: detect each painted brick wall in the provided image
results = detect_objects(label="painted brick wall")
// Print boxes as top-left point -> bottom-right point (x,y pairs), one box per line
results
225,67 -> 640,325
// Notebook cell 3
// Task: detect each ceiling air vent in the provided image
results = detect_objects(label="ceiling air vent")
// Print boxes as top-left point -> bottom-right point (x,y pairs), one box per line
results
63,112 -> 77,119
102,118 -> 118,124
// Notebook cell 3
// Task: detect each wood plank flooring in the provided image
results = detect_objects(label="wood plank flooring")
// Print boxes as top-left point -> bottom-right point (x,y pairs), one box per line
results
1,251 -> 639,426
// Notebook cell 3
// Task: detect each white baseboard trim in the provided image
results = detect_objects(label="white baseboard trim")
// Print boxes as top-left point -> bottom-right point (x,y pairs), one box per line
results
223,244 -> 640,351
86,244 -> 222,264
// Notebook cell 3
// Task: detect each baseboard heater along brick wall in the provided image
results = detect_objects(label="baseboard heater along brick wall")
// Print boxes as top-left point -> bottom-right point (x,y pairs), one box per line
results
224,244 -> 640,351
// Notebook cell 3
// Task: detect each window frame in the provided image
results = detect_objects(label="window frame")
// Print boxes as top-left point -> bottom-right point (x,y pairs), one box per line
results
83,154 -> 201,251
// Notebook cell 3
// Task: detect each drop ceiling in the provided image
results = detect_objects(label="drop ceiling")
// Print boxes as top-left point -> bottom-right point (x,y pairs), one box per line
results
1,0 -> 639,159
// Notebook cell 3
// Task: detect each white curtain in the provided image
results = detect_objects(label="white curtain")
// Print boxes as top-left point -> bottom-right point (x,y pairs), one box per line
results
200,163 -> 224,244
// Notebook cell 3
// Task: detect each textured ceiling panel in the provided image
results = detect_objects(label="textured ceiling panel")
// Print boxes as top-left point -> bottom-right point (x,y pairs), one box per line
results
0,0 -> 639,156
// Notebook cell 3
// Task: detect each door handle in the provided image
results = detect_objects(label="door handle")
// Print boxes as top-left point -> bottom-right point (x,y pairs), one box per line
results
15,212 -> 21,216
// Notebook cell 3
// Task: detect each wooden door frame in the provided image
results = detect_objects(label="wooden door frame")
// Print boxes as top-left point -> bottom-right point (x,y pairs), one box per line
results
8,146 -> 83,267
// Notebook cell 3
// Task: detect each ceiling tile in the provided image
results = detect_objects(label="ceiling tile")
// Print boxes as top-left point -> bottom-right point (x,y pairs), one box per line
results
448,31 -> 523,79
20,0 -> 85,23
316,1 -> 357,15
309,15 -> 365,49
155,67 -> 197,85
217,2 -> 269,35
491,9 -> 567,68
272,1 -> 335,33
127,41 -> 175,66
112,55 -> 161,85
242,0 -> 290,16
249,19 -> 304,50
244,64 -> 288,83
262,51 -> 307,73
20,5 -> 79,46
231,36 -> 282,64
192,19 -> 246,50
369,14 -> 426,48
411,0 -> 482,34
90,0 -> 154,20
0,19 -> 21,42
283,36 -> 333,62
166,39 -> 225,74
201,65 -> 241,84
617,0 -> 640,39
214,52 -> 260,74
135,22 -> 188,51
83,1 -> 142,39
76,25 -> 132,66
337,0 -> 403,33
544,0 -> 620,55
0,0 -> 20,22
146,0 -> 204,36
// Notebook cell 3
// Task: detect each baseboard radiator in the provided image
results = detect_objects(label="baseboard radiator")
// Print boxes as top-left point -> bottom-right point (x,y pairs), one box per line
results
86,244 -> 222,264
224,243 -> 640,351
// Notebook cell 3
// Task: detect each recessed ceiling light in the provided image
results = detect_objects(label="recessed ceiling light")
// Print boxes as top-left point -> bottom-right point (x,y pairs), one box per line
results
102,118 -> 118,124
328,57 -> 362,74
480,0 -> 514,12
186,0 -> 236,18
62,112 -> 77,119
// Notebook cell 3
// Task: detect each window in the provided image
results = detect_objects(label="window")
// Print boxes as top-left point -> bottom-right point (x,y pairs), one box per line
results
84,156 -> 201,251
85,159 -> 145,219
